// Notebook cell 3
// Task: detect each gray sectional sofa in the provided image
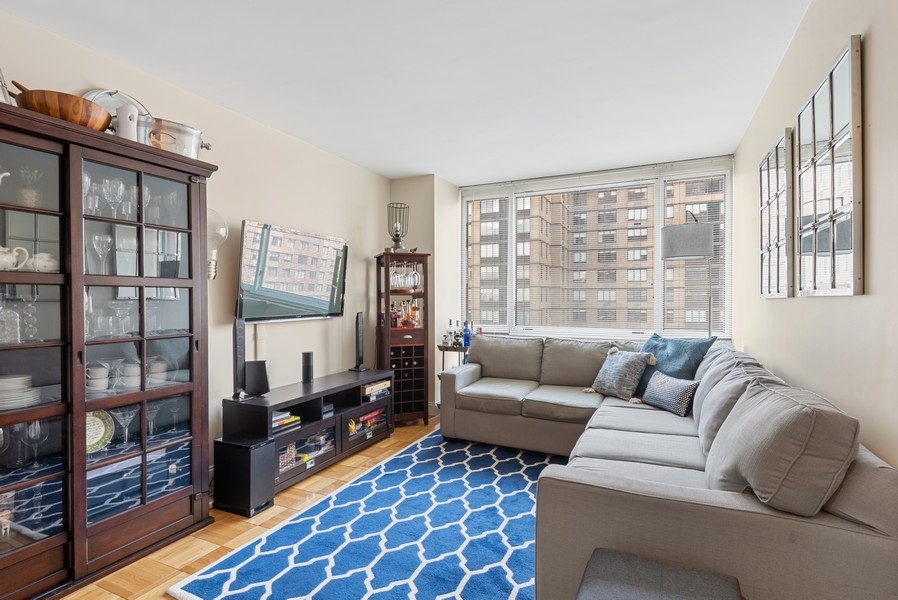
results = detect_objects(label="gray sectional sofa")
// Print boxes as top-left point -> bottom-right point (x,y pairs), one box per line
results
439,335 -> 898,600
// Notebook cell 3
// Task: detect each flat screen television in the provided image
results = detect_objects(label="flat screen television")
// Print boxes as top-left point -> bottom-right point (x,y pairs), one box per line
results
236,220 -> 348,322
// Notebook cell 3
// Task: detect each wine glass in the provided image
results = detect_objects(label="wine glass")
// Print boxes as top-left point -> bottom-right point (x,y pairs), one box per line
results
24,420 -> 50,467
167,398 -> 185,433
108,300 -> 135,337
146,402 -> 162,437
10,423 -> 26,468
110,405 -> 139,446
98,357 -> 124,392
101,178 -> 125,218
0,426 -> 9,455
92,234 -> 113,275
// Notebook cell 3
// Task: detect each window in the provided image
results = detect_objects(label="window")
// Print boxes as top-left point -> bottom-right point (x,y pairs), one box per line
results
481,266 -> 499,280
481,244 -> 499,258
481,221 -> 499,236
627,208 -> 648,221
462,158 -> 731,336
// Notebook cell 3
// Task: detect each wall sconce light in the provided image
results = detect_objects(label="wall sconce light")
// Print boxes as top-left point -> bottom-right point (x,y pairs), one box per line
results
660,210 -> 714,337
386,202 -> 409,252
207,208 -> 228,280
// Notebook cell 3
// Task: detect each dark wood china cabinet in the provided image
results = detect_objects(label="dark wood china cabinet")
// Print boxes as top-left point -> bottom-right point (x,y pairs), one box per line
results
0,102 -> 216,599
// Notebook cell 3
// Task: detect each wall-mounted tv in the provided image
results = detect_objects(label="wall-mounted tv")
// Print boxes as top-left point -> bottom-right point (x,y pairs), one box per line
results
236,220 -> 348,322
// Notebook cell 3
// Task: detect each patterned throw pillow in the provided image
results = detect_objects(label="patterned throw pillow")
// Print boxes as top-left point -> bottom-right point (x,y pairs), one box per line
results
641,371 -> 700,417
590,348 -> 656,399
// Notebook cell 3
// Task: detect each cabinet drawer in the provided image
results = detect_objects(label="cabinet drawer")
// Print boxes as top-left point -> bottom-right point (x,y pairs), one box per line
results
341,397 -> 392,452
390,328 -> 425,345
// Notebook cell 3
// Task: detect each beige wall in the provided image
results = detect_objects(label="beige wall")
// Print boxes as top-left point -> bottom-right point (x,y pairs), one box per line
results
0,12 -> 392,460
733,0 -> 898,464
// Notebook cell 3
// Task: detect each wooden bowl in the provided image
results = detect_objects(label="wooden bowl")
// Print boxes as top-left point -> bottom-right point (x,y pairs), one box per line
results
12,82 -> 111,131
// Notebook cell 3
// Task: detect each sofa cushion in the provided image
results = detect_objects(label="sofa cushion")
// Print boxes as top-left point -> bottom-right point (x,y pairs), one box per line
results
572,428 -> 706,471
587,403 -> 699,437
706,379 -> 860,517
455,377 -> 538,415
567,456 -> 709,488
590,348 -> 655,399
823,446 -> 898,537
693,339 -> 735,381
522,385 -> 602,423
692,349 -> 764,426
466,335 -> 543,381
640,371 -> 699,417
539,338 -> 612,387
636,333 -> 716,397
698,364 -> 781,455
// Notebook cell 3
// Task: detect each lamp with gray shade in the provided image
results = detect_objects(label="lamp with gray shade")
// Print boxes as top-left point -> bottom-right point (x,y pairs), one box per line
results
660,212 -> 714,337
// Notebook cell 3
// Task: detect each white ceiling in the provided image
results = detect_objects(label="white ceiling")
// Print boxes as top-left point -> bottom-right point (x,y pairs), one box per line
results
0,1 -> 809,187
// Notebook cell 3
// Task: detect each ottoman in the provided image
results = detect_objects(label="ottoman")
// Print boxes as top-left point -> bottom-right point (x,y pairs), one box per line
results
576,548 -> 743,600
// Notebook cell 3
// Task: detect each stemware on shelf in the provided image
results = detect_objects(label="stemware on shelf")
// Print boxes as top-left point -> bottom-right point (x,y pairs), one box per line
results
146,402 -> 162,437
91,234 -> 113,275
0,425 -> 9,455
109,405 -> 139,446
97,358 -> 124,392
101,178 -> 125,219
24,420 -> 50,467
10,423 -> 26,468
0,293 -> 22,344
20,288 -> 40,341
167,398 -> 184,433
108,300 -> 135,337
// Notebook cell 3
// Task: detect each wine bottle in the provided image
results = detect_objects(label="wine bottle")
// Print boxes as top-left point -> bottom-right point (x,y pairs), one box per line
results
463,320 -> 472,347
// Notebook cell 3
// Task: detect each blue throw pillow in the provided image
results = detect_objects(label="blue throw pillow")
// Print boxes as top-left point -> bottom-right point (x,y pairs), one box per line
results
641,371 -> 700,417
635,334 -> 716,397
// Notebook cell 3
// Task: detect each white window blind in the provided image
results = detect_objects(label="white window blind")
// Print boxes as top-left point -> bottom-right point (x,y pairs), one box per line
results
461,157 -> 732,339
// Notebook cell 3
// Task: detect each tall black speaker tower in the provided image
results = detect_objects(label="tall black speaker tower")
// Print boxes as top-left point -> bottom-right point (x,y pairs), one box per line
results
349,311 -> 367,371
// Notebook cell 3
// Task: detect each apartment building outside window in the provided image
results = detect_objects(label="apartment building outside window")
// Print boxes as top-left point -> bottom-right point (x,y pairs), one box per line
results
461,158 -> 731,338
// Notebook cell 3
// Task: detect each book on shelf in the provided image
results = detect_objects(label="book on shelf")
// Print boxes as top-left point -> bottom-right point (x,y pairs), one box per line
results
272,414 -> 301,429
363,387 -> 391,402
322,402 -> 334,419
362,380 -> 391,396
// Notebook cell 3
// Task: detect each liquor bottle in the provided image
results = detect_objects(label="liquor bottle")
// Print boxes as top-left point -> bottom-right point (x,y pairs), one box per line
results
411,300 -> 421,327
453,320 -> 462,346
463,321 -> 472,347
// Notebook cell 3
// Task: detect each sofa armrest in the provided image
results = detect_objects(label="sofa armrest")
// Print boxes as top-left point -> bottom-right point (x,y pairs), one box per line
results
439,363 -> 482,437
536,465 -> 898,600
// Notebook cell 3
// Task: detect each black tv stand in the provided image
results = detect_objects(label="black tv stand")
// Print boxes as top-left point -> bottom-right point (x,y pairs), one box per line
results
217,369 -> 394,507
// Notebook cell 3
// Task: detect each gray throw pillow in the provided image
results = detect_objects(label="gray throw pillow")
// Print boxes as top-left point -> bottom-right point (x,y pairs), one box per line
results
706,379 -> 860,517
590,348 -> 655,399
641,371 -> 700,417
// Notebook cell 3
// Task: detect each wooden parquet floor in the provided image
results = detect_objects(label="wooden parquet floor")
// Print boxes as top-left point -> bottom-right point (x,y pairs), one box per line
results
61,419 -> 440,600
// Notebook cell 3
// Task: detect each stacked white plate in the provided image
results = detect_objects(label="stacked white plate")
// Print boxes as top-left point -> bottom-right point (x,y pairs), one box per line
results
0,375 -> 40,410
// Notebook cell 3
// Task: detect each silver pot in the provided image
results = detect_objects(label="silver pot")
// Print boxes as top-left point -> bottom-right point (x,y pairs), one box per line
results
137,116 -> 211,159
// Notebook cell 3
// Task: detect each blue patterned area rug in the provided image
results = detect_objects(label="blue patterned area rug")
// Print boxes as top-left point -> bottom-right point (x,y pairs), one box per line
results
168,430 -> 564,600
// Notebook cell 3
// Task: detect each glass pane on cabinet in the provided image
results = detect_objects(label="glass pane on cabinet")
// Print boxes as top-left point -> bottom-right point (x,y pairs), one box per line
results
1,285 -> 61,343
84,220 -> 138,276
144,175 -> 188,229
85,403 -> 141,465
0,347 -> 64,409
154,394 -> 190,438
0,478 -> 64,556
0,416 -> 65,483
82,163 -> 138,221
86,287 -> 140,339
0,142 -> 60,212
144,229 -> 189,278
146,290 -> 189,335
147,441 -> 190,502
86,455 -> 142,524
2,210 -> 61,273
85,341 -> 141,398
146,338 -> 191,387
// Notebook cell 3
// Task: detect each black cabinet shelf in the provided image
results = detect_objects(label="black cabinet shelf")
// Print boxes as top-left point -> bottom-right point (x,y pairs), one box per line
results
218,369 -> 394,503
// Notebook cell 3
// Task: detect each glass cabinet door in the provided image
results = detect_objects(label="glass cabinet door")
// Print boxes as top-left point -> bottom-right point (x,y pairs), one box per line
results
81,159 -> 196,526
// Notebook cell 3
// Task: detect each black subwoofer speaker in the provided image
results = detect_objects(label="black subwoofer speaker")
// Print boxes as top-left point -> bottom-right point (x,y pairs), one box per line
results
213,436 -> 276,517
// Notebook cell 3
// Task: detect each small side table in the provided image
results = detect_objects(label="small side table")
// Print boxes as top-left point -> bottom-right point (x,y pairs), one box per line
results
438,344 -> 468,370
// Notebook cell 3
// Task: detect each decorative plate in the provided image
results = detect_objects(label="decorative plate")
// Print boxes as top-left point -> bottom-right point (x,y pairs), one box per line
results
85,410 -> 114,453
